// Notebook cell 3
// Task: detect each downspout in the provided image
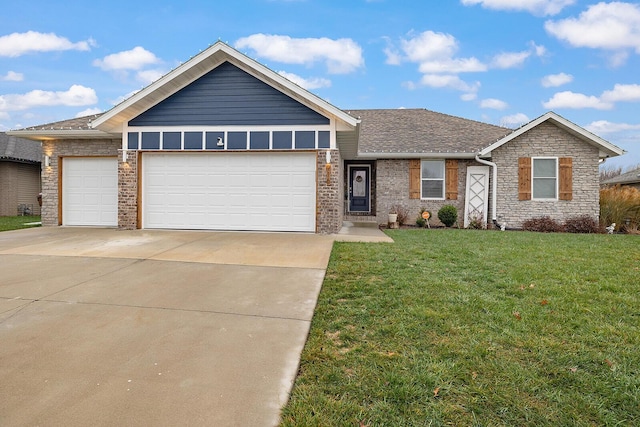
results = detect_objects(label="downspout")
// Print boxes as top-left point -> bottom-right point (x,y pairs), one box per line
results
475,154 -> 504,230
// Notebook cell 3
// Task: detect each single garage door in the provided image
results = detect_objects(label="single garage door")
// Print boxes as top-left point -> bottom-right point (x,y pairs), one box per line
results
143,152 -> 317,232
62,157 -> 118,226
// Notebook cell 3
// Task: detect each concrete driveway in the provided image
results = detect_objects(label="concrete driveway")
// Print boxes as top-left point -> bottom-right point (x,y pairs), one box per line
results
0,227 -> 335,426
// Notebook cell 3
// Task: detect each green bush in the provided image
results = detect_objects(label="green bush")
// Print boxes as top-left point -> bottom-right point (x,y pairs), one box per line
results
437,205 -> 458,227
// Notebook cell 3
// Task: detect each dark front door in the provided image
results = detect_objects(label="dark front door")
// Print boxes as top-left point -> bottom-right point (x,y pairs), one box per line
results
349,166 -> 370,212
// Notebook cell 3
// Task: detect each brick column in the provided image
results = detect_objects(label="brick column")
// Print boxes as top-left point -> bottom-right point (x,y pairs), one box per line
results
316,149 -> 342,234
118,150 -> 138,229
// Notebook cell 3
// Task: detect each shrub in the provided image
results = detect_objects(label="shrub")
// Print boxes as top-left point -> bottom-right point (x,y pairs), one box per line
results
522,216 -> 563,233
438,205 -> 458,227
390,204 -> 409,225
466,213 -> 486,229
564,215 -> 600,234
600,186 -> 640,232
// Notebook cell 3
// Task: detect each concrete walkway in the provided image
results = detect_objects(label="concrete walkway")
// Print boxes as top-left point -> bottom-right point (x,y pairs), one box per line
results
0,225 -> 391,426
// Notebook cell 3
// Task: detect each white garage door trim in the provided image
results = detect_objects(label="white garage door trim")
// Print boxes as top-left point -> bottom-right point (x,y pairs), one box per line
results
142,152 -> 317,232
62,157 -> 118,226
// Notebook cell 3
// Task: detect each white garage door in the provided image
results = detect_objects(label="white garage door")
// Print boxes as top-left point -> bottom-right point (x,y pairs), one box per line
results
142,152 -> 317,232
62,157 -> 118,226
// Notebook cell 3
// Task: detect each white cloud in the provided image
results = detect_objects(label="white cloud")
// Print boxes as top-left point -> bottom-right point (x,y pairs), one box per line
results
600,84 -> 640,103
1,71 -> 23,81
75,107 -> 103,117
541,72 -> 573,87
461,0 -> 575,16
491,50 -> 531,69
136,69 -> 165,85
542,91 -> 613,110
416,74 -> 480,94
392,31 -> 487,73
500,113 -> 530,127
93,46 -> 161,71
235,34 -> 364,74
545,2 -> 640,65
542,83 -> 640,111
0,85 -> 97,112
480,98 -> 509,109
0,31 -> 95,57
278,71 -> 331,90
585,120 -> 640,134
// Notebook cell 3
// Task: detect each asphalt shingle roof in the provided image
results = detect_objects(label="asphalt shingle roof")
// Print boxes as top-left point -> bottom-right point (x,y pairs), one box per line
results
19,114 -> 102,131
602,167 -> 640,185
346,108 -> 512,155
0,133 -> 42,163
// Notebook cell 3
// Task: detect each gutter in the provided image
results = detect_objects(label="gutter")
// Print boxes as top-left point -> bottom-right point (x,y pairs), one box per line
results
475,154 -> 504,230
357,152 -> 477,160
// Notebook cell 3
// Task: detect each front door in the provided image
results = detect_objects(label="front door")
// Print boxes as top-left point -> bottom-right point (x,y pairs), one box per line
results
348,165 -> 370,212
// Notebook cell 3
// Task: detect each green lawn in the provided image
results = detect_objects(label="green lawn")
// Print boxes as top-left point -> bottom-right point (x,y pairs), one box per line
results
0,215 -> 41,232
280,229 -> 640,427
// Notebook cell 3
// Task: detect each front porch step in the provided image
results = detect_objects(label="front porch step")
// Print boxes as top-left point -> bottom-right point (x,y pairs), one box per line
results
343,215 -> 379,228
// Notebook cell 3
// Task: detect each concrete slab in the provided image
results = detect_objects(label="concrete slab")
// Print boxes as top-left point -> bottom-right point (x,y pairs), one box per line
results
0,254 -> 137,300
0,227 -> 335,426
0,301 -> 308,427
149,232 -> 334,269
333,224 -> 394,243
51,260 -> 324,321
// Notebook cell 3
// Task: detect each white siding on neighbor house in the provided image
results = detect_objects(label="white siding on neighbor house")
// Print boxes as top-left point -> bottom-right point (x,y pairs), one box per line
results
142,152 -> 316,232
62,157 -> 118,226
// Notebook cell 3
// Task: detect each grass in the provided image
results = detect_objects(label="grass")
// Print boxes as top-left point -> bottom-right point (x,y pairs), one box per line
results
0,215 -> 41,232
280,229 -> 640,426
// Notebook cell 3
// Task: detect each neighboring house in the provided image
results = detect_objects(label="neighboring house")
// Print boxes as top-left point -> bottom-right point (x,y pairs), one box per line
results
0,133 -> 42,216
8,42 -> 625,232
601,167 -> 640,190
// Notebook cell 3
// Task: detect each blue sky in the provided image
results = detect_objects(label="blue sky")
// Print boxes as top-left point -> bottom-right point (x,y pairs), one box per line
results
1,0 -> 639,168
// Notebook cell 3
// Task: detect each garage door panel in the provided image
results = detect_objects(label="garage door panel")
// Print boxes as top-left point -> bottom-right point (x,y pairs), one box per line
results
62,158 -> 118,226
143,152 -> 316,231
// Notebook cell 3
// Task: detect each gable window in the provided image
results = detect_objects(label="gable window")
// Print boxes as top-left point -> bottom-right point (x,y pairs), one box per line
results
421,160 -> 445,199
532,157 -> 557,199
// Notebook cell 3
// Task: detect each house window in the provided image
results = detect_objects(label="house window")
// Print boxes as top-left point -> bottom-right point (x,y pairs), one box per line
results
532,157 -> 557,199
421,160 -> 445,199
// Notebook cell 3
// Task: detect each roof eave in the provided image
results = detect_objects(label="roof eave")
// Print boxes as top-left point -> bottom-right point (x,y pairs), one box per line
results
91,42 -> 359,134
6,129 -> 116,141
479,111 -> 625,158
357,152 -> 478,159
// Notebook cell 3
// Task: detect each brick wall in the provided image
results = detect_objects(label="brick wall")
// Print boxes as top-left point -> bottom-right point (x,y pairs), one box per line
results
316,149 -> 342,234
41,139 -> 120,226
491,121 -> 600,228
375,159 -> 478,227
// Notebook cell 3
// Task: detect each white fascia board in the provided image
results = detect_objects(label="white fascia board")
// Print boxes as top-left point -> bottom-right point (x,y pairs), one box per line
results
357,152 -> 477,159
479,111 -> 625,158
92,42 -> 359,134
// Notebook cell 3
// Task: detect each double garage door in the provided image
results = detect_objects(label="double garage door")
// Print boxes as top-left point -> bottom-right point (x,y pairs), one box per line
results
62,153 -> 317,232
143,152 -> 317,232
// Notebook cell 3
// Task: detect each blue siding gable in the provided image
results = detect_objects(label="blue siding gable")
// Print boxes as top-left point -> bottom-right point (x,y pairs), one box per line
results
129,62 -> 330,126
